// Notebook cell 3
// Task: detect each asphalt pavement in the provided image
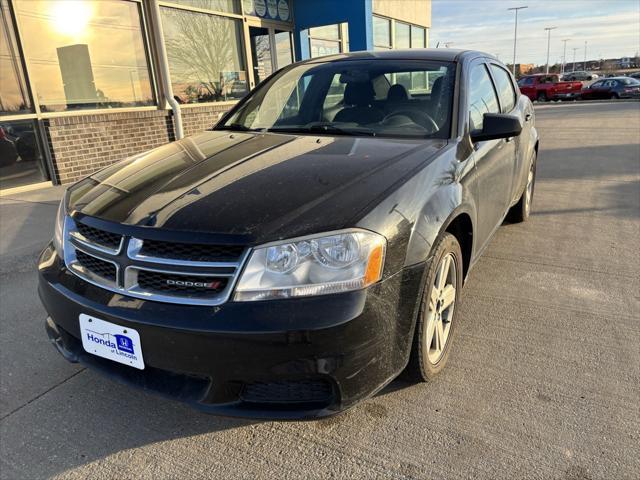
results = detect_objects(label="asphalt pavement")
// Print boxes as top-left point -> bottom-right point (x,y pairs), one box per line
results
1,101 -> 638,479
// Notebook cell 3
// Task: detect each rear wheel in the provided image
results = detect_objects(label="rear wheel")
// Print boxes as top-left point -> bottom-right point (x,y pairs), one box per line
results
405,233 -> 463,381
507,151 -> 537,223
536,92 -> 547,102
610,92 -> 619,99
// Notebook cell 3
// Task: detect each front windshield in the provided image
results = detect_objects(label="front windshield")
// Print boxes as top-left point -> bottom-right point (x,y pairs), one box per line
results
217,59 -> 455,139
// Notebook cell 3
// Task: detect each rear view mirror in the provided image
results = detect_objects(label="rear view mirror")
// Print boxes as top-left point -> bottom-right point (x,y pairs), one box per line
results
471,113 -> 523,142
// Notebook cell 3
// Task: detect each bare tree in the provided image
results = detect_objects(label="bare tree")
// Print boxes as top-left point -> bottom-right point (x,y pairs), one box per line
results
163,10 -> 241,102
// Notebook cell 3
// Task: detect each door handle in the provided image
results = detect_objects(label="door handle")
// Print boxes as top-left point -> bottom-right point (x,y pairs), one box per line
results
524,113 -> 532,122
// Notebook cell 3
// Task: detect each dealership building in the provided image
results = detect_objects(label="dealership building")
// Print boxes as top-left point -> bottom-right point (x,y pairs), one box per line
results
0,0 -> 431,191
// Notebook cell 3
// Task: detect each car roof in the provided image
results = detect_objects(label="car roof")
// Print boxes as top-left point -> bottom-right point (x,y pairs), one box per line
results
300,48 -> 494,65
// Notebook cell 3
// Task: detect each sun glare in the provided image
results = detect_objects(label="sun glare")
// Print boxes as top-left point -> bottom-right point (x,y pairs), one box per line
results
51,0 -> 92,37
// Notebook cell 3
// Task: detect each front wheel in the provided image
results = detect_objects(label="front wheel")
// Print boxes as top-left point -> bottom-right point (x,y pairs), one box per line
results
610,92 -> 619,100
405,233 -> 463,381
507,152 -> 537,223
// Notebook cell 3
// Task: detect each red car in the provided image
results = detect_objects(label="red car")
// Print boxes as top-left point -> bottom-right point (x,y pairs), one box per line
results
517,74 -> 583,102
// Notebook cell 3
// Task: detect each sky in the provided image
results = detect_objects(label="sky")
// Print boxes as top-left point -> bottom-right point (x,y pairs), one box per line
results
429,0 -> 640,67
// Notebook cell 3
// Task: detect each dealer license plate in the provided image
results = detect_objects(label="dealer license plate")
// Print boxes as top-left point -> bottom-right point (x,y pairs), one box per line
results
79,314 -> 145,370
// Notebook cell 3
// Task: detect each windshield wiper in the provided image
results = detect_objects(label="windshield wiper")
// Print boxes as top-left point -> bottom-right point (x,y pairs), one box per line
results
217,123 -> 265,132
268,123 -> 376,136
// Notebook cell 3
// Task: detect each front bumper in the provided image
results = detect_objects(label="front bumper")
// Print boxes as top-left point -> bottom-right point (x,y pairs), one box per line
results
38,243 -> 423,419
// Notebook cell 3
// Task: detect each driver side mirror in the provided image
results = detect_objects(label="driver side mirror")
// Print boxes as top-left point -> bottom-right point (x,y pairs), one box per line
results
470,113 -> 523,142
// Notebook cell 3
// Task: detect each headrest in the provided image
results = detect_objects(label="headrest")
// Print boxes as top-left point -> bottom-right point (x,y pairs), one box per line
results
431,76 -> 444,99
344,82 -> 375,106
387,84 -> 409,102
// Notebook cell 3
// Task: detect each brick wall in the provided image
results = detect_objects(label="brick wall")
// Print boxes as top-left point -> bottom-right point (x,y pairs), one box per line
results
44,104 -> 235,184
181,103 -> 233,137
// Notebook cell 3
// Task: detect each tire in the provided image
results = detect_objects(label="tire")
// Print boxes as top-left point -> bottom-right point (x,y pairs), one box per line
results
536,92 -> 547,102
507,151 -> 537,223
610,93 -> 619,100
405,233 -> 463,382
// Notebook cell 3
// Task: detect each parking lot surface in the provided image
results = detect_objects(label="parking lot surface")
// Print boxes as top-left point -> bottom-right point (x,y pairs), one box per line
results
1,101 -> 639,480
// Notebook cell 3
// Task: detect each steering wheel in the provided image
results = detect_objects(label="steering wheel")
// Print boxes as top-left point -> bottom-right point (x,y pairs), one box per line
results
382,109 -> 439,133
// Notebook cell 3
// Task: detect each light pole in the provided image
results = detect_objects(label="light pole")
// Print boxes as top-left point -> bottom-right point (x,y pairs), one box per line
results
561,39 -> 570,73
584,40 -> 587,70
544,27 -> 557,74
508,6 -> 528,75
572,47 -> 579,71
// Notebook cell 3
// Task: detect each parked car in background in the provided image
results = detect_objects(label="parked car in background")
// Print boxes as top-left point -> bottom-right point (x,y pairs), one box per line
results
581,77 -> 640,99
39,49 -> 538,419
628,72 -> 640,80
518,74 -> 583,101
563,71 -> 598,81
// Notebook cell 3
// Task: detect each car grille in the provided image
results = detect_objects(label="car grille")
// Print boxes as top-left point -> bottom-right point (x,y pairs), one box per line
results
140,240 -> 244,263
74,222 -> 122,252
240,380 -> 334,404
64,217 -> 247,306
75,249 -> 117,282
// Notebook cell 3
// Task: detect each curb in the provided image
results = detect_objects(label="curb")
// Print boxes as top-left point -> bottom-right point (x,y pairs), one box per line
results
534,99 -> 640,108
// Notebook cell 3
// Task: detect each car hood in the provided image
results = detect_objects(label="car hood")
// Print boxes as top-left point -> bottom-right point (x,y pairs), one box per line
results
68,130 -> 445,243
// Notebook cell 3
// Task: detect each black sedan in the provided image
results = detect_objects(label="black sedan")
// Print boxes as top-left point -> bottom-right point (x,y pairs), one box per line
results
39,49 -> 538,419
581,76 -> 640,99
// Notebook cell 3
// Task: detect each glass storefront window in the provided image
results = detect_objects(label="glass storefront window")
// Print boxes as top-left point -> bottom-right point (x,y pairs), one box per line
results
0,119 -> 48,189
373,16 -> 391,49
309,24 -> 340,41
250,26 -> 272,84
15,0 -> 154,112
0,1 -> 31,115
395,22 -> 410,49
161,7 -> 248,103
310,38 -> 340,58
164,0 -> 240,14
411,26 -> 426,48
274,30 -> 293,69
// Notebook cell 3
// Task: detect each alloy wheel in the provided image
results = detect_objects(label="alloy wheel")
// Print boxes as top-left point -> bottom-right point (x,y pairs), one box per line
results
425,253 -> 457,364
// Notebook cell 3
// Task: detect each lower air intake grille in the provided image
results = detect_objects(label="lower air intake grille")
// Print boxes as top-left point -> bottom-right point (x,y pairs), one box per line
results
137,270 -> 228,298
75,250 -> 117,282
139,240 -> 244,263
241,380 -> 334,404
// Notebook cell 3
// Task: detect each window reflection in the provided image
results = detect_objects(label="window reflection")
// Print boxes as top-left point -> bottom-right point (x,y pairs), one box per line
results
274,31 -> 293,69
250,27 -> 272,84
161,7 -> 248,103
309,23 -> 345,59
15,0 -> 154,112
0,120 -> 47,189
373,16 -> 391,49
0,0 -> 31,114
165,0 -> 240,14
411,26 -> 426,48
395,22 -> 410,49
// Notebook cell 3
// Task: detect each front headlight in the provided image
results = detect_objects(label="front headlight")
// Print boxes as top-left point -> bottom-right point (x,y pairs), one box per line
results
234,229 -> 386,301
53,191 -> 68,259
